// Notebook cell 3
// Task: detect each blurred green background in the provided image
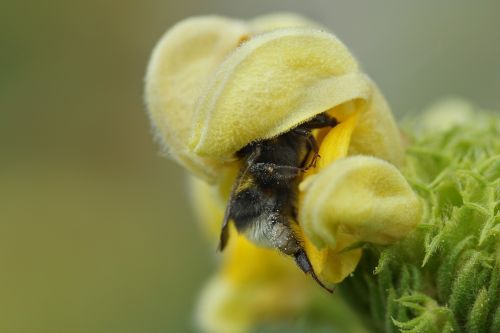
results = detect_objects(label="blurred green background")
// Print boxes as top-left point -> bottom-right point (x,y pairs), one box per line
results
1,1 -> 499,332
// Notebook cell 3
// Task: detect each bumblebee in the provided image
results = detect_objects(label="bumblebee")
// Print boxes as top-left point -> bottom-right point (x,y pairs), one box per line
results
219,113 -> 338,292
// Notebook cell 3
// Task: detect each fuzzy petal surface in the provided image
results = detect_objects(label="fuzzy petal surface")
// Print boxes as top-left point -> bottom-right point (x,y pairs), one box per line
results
190,28 -> 368,159
145,16 -> 250,181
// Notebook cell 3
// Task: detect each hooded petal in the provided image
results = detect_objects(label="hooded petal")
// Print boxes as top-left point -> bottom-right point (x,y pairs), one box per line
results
346,83 -> 404,166
190,28 -> 371,159
145,16 -> 250,182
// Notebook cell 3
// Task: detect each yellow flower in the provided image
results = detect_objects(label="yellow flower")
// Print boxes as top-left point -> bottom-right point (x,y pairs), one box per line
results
145,16 -> 250,182
145,13 -> 320,182
146,13 -> 422,333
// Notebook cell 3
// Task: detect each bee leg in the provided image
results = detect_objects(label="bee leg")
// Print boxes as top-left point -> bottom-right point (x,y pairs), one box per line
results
302,113 -> 338,129
249,162 -> 302,184
305,134 -> 320,169
244,143 -> 262,166
292,128 -> 320,170
295,249 -> 334,293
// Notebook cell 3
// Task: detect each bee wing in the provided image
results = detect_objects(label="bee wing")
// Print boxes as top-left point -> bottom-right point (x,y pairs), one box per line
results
218,201 -> 232,251
218,145 -> 261,251
218,171 -> 246,251
218,168 -> 244,251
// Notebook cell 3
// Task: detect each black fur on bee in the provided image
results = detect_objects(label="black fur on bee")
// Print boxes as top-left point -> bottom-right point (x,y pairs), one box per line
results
219,113 -> 338,292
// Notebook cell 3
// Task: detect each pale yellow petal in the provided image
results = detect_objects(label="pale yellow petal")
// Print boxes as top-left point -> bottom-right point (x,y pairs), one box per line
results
145,16 -> 250,182
189,164 -> 240,239
197,227 -> 311,333
300,156 -> 422,249
190,28 -> 371,159
196,276 -> 249,333
197,273 -> 309,333
189,176 -> 226,239
347,83 -> 404,166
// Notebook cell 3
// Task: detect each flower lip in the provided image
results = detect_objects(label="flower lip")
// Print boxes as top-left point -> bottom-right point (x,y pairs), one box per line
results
293,98 -> 421,284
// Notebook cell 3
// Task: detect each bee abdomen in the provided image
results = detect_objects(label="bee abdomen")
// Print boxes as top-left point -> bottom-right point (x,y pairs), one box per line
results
230,187 -> 272,230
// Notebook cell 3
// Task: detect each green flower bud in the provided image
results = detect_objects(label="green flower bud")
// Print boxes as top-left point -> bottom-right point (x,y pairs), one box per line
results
340,104 -> 499,333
